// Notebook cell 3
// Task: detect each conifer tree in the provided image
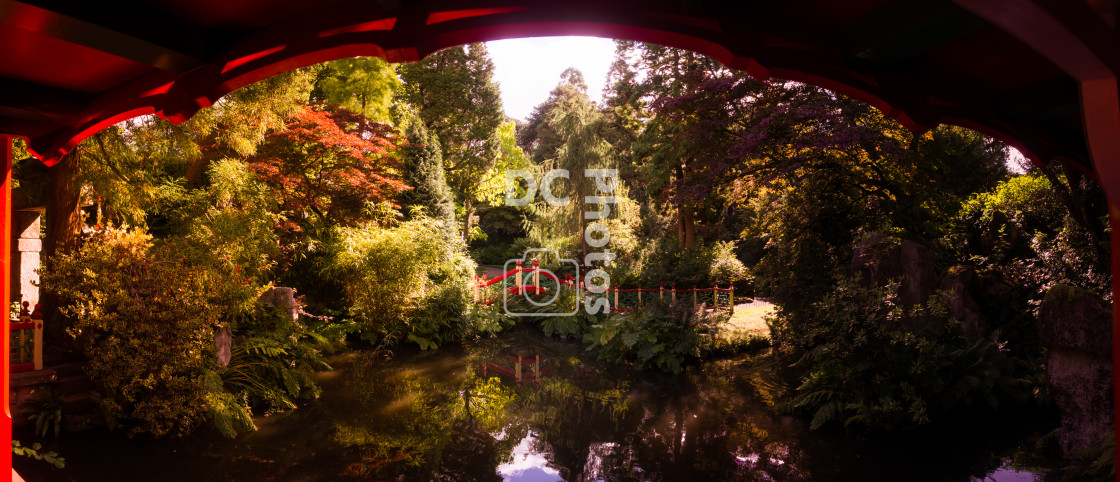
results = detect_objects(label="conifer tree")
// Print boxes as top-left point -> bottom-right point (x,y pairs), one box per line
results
398,43 -> 505,242
400,120 -> 457,242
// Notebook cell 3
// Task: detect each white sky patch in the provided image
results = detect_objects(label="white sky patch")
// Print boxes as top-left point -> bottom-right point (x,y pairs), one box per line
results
486,37 -> 617,121
497,431 -> 563,482
1006,146 -> 1032,174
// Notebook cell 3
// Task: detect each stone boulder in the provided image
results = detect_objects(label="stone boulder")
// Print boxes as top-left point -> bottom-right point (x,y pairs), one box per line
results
258,287 -> 299,322
1038,284 -> 1113,461
851,234 -> 939,307
939,266 -> 989,338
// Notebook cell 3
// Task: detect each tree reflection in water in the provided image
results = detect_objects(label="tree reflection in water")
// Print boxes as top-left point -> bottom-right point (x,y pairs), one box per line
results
325,328 -> 809,480
15,326 -> 1047,481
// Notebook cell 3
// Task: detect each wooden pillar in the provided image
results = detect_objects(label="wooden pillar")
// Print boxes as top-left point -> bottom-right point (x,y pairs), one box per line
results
730,285 -> 735,315
1112,204 -> 1120,477
534,354 -> 540,385
28,305 -> 41,371
614,283 -> 619,311
1,135 -> 13,476
1080,78 -> 1120,477
671,283 -> 676,306
515,260 -> 523,292
713,283 -> 718,309
515,353 -> 522,386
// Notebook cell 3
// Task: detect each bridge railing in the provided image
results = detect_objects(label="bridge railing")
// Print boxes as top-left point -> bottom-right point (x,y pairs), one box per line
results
472,262 -> 735,314
10,302 -> 43,373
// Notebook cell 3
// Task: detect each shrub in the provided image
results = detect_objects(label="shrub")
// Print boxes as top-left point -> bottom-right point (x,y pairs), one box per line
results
322,217 -> 502,349
42,228 -> 260,437
583,303 -> 714,373
951,173 -> 1107,299
216,305 -> 331,419
500,285 -> 595,339
785,276 -> 1029,430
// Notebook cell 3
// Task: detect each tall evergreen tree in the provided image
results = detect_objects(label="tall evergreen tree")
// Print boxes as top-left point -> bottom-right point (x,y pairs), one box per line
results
398,43 -> 505,242
400,119 -> 457,242
525,69 -> 624,261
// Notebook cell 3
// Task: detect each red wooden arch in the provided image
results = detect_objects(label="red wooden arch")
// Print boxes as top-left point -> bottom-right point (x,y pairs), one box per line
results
1,1 -> 1119,479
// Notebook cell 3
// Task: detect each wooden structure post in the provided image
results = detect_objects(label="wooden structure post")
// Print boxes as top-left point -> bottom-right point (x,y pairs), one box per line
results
671,283 -> 676,306
730,284 -> 735,314
29,304 -> 41,371
1,135 -> 12,475
533,259 -> 540,293
515,260 -> 523,292
614,283 -> 619,311
515,353 -> 522,386
713,282 -> 718,309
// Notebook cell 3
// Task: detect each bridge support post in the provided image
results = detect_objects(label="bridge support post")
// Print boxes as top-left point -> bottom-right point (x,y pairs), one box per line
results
1112,203 -> 1120,476
515,260 -> 523,293
515,353 -> 522,386
1,136 -> 13,477
1079,77 -> 1120,476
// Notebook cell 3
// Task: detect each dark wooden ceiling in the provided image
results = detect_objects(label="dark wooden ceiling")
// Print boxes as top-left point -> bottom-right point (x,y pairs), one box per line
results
0,0 -> 1115,179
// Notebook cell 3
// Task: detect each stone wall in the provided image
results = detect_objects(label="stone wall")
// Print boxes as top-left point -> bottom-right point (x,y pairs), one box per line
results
1038,284 -> 1113,461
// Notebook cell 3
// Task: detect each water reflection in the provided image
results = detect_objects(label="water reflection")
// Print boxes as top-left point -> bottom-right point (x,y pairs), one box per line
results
499,432 -> 563,482
14,326 -> 1051,481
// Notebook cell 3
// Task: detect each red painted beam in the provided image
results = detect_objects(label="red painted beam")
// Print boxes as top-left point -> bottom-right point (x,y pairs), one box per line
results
955,0 -> 1120,81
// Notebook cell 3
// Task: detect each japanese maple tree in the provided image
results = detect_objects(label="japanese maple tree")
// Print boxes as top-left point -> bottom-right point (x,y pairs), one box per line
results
245,104 -> 411,242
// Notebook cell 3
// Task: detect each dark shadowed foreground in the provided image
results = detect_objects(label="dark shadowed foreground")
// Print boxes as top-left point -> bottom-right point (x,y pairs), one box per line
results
15,327 -> 1054,481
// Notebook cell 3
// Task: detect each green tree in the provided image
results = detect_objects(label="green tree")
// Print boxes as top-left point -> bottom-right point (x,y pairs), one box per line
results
523,69 -> 639,263
243,105 -> 411,258
399,119 -> 457,241
311,57 -> 401,124
398,43 -> 506,242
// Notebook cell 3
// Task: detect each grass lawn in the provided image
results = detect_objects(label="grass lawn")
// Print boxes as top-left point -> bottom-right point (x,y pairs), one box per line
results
725,303 -> 774,336
708,301 -> 774,353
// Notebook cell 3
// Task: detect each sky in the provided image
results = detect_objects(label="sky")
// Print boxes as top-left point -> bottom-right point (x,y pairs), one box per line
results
486,37 -> 617,121
483,37 -> 1028,173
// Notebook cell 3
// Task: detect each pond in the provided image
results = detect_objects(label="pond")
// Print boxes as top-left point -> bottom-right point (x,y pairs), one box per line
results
14,326 -> 1056,481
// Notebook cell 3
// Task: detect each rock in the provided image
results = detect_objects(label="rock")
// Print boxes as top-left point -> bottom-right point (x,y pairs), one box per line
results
215,325 -> 232,367
1038,284 -> 1113,461
939,266 -> 988,338
851,233 -> 902,287
258,287 -> 299,322
899,240 -> 938,307
1039,285 -> 1111,358
850,234 -> 938,307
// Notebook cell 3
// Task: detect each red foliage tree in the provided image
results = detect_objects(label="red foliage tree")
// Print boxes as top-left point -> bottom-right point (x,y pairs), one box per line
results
245,105 -> 411,237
